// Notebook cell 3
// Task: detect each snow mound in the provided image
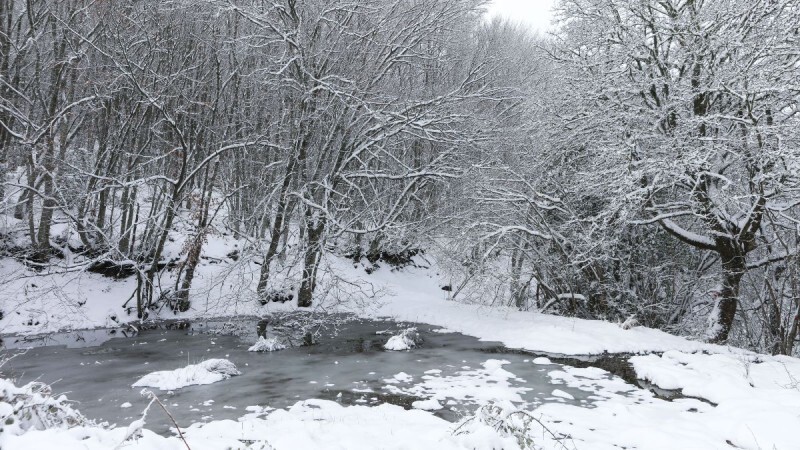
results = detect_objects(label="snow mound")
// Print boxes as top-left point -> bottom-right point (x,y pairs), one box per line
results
248,337 -> 286,352
132,358 -> 240,391
384,327 -> 421,351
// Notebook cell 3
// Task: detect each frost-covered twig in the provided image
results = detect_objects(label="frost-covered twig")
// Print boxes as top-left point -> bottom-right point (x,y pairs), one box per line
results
132,389 -> 192,450
454,402 -> 577,450
0,373 -> 87,437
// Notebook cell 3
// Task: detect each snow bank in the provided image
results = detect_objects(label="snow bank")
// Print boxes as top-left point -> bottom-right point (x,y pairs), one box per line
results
180,399 -> 523,450
364,263 -> 735,356
0,379 -> 86,437
501,355 -> 800,450
531,364 -> 721,449
630,351 -> 800,450
131,359 -> 240,391
248,336 -> 286,352
2,387 -> 527,450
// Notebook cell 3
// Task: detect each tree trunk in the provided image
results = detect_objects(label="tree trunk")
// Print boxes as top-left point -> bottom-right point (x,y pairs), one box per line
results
786,303 -> 800,356
509,243 -> 526,309
175,162 -> 218,311
119,184 -> 137,255
14,188 -> 27,220
783,264 -> 800,355
36,150 -> 56,251
25,163 -> 36,248
0,0 -> 13,203
708,243 -> 746,343
256,159 -> 296,295
141,199 -> 178,317
765,280 -> 784,355
297,217 -> 324,308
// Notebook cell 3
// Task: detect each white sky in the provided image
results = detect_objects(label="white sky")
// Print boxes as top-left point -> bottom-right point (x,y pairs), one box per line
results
486,0 -> 556,34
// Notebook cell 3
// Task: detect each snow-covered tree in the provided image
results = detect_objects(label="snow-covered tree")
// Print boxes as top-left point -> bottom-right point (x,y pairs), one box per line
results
550,0 -> 800,342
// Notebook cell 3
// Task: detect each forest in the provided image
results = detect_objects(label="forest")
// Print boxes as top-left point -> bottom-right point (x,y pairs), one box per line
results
3,1 -> 800,449
1,0 -> 799,356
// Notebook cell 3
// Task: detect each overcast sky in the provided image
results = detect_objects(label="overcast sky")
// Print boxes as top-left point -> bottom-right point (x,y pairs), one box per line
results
486,0 -> 556,34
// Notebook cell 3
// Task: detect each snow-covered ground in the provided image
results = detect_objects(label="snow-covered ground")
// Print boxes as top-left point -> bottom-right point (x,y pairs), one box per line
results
2,397 -> 527,450
2,243 -> 800,449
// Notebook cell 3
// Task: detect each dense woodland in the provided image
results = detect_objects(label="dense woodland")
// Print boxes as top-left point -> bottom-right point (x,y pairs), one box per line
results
0,0 -> 799,355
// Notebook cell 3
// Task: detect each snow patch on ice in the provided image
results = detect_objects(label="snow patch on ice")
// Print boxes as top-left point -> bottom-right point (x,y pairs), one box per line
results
385,359 -> 530,406
551,389 -> 574,400
411,398 -> 442,410
384,372 -> 414,384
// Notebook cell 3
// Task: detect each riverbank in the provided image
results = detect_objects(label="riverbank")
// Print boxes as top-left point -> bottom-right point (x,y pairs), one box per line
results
2,254 -> 800,449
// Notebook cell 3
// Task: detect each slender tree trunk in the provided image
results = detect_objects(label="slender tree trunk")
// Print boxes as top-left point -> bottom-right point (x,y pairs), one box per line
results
509,233 -> 527,309
25,162 -> 36,248
119,183 -> 137,255
783,263 -> 800,355
14,189 -> 27,220
119,183 -> 131,253
297,216 -> 324,308
175,161 -> 218,311
257,158 -> 296,295
141,159 -> 186,317
786,303 -> 800,356
141,196 -> 179,317
36,141 -> 56,252
0,0 -> 13,203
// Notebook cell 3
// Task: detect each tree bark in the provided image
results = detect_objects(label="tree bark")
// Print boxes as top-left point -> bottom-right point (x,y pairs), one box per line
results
708,240 -> 746,344
175,162 -> 218,311
257,158 -> 296,295
297,217 -> 324,308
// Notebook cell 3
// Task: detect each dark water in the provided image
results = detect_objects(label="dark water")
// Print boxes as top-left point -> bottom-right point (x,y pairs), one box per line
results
0,317 -> 588,434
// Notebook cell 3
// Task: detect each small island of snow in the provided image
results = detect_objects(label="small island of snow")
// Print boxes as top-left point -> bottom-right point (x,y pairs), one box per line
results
248,337 -> 286,352
384,327 -> 422,351
132,358 -> 240,391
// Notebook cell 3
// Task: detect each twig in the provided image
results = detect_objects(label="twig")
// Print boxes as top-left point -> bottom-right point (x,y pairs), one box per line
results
141,389 -> 192,450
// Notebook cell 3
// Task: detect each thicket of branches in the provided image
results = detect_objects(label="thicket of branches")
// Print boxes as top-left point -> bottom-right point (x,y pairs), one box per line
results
1,0 -> 799,355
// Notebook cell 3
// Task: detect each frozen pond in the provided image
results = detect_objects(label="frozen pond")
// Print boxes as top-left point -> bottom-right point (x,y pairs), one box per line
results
1,316 -> 593,434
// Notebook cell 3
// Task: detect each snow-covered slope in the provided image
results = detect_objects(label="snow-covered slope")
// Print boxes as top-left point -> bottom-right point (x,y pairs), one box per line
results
361,263 -> 732,356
